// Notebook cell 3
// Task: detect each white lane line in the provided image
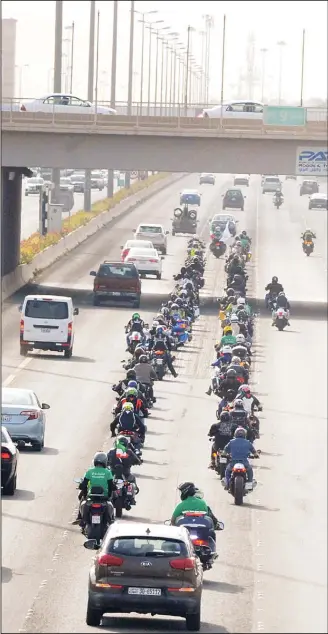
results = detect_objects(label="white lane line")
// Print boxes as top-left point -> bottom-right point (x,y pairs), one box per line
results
2,356 -> 33,386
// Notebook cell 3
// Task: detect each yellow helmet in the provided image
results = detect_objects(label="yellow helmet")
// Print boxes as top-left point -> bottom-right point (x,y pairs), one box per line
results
223,326 -> 232,335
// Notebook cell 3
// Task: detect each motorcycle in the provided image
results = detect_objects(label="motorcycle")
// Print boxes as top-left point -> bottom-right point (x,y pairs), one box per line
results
267,293 -> 277,312
222,455 -> 259,505
274,307 -> 288,331
127,331 -> 144,354
112,477 -> 135,518
74,479 -> 113,543
302,240 -> 314,256
273,195 -> 284,209
171,320 -> 191,347
170,511 -> 224,571
210,240 -> 227,258
210,443 -> 228,479
151,350 -> 166,380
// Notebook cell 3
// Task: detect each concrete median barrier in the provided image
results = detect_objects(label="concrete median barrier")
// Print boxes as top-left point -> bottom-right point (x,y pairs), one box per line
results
2,172 -> 187,301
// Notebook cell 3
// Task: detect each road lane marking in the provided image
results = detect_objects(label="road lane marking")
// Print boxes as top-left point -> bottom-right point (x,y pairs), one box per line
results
2,356 -> 33,386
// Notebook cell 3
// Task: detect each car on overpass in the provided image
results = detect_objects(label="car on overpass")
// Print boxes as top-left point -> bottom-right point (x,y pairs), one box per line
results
308,193 -> 328,210
20,93 -> 117,115
199,100 -> 264,119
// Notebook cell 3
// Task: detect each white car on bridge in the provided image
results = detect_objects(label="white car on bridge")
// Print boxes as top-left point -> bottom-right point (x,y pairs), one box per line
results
199,100 -> 264,119
19,93 -> 117,115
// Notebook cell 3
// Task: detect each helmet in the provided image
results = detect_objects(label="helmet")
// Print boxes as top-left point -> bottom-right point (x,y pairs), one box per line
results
232,355 -> 241,364
227,288 -> 235,296
127,380 -> 138,389
278,291 -> 285,297
236,334 -> 245,344
234,426 -> 247,438
176,297 -> 183,306
272,276 -> 278,283
185,282 -> 193,291
240,385 -> 251,395
226,368 -> 237,379
93,451 -> 108,468
223,326 -> 232,335
178,481 -> 197,500
230,313 -> 239,323
237,297 -> 245,305
125,387 -> 138,398
126,369 -> 136,380
180,289 -> 187,297
236,241 -> 242,247
220,411 -> 231,423
221,345 -> 232,354
135,345 -> 145,354
171,303 -> 179,311
234,399 -> 245,410
241,230 -> 247,237
139,354 -> 148,363
233,274 -> 243,284
122,401 -> 134,412
116,435 -> 129,448
132,313 -> 140,321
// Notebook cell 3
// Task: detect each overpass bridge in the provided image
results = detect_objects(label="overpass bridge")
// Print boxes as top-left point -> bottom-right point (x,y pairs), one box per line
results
1,109 -> 327,278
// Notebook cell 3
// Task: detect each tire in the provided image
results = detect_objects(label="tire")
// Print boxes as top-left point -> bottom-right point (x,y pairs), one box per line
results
64,347 -> 73,359
172,230 -> 175,236
114,496 -> 124,519
277,322 -> 285,331
87,522 -> 102,542
33,439 -> 44,452
162,248 -> 167,255
156,273 -> 162,280
240,207 -> 244,211
3,473 -> 17,496
186,609 -> 201,632
20,345 -> 28,357
133,298 -> 140,309
86,602 -> 102,627
93,295 -> 100,306
25,192 -> 28,196
234,475 -> 244,505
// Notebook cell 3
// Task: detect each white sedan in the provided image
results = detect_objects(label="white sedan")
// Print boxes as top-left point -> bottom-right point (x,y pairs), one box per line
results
125,247 -> 163,279
20,93 -> 117,115
121,239 -> 154,262
199,100 -> 264,119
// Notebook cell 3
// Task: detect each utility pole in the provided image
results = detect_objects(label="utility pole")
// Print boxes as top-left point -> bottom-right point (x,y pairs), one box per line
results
52,0 -> 63,205
108,1 -> 118,198
84,0 -> 95,212
127,1 -> 134,115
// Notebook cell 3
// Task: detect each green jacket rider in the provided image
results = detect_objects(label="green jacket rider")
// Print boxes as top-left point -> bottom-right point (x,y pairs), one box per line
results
171,482 -> 220,528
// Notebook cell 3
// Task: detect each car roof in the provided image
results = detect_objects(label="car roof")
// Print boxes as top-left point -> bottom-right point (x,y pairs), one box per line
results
138,223 -> 163,228
23,294 -> 72,302
2,387 -> 35,395
181,189 -> 199,194
303,179 -> 317,183
226,188 -> 243,193
105,522 -> 189,541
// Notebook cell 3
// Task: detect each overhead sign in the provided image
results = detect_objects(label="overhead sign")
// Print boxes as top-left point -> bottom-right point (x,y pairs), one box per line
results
296,147 -> 328,176
264,106 -> 306,126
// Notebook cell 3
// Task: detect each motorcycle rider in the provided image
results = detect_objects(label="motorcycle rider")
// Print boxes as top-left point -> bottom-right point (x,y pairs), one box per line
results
228,355 -> 249,383
265,276 -> 284,308
223,427 -> 259,488
220,325 -> 237,347
236,385 -> 261,413
229,273 -> 247,296
72,451 -> 115,527
227,255 -> 244,280
149,327 -> 178,377
272,291 -> 291,326
125,313 -> 145,349
301,228 -> 316,243
205,346 -> 233,396
219,368 -> 241,400
115,386 -> 149,417
107,436 -> 141,503
273,189 -> 283,206
208,411 -> 236,469
110,401 -> 146,441
171,482 -> 221,536
112,368 -> 138,397
230,398 -> 249,427
134,354 -> 157,403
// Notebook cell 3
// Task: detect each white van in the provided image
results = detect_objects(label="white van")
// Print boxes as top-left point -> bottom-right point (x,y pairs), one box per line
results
19,295 -> 79,358
262,176 -> 281,194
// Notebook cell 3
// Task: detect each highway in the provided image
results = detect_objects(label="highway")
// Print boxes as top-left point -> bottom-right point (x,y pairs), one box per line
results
21,179 -> 121,240
2,174 -> 327,634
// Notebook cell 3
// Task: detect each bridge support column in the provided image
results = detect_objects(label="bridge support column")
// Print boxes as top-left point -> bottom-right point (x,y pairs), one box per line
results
1,167 -> 32,276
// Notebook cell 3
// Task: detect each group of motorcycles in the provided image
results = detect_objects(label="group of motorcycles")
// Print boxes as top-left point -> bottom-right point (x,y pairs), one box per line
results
74,239 -> 204,545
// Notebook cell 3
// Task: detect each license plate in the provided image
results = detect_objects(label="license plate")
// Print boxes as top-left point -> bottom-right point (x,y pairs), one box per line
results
111,292 -> 121,296
91,515 -> 101,524
1,415 -> 12,422
219,457 -> 227,464
41,328 -> 51,333
128,587 -> 161,596
245,482 -> 253,491
156,359 -> 163,364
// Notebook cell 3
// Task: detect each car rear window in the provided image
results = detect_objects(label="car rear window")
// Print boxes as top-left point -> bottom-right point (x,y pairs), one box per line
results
25,299 -> 69,319
226,190 -> 242,196
107,537 -> 188,557
2,388 -> 35,406
138,226 -> 163,234
97,264 -> 138,278
265,177 -> 280,183
128,249 -> 157,257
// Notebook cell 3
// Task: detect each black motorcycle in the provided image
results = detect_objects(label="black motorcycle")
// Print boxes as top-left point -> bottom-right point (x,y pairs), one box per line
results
173,512 -> 224,571
75,480 -> 114,543
112,477 -> 135,518
210,240 -> 227,258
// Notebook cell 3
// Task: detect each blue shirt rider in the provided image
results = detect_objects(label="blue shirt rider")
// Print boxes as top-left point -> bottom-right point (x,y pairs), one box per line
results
223,427 -> 258,487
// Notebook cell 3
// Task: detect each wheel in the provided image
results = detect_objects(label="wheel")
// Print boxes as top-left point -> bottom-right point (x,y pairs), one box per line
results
20,345 -> 28,356
240,207 -> 244,211
172,230 -> 175,236
156,273 -> 162,280
93,295 -> 100,306
86,602 -> 102,627
3,473 -> 17,496
87,522 -> 102,542
186,609 -> 201,632
64,347 -> 73,358
114,497 -> 124,518
133,299 -> 140,309
162,248 -> 167,255
234,475 -> 244,505
33,439 -> 44,452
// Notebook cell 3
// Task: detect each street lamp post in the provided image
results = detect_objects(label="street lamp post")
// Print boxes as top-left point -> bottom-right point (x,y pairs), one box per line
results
277,40 -> 287,104
64,22 -> 75,93
127,1 -> 135,116
135,9 -> 158,114
154,26 -> 170,113
184,26 -> 194,115
146,20 -> 164,115
159,36 -> 166,116
84,0 -> 96,212
300,29 -> 305,107
164,40 -> 170,112
260,47 -> 268,102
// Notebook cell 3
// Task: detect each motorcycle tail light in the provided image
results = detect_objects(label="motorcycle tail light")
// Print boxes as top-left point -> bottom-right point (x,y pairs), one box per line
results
91,504 -> 102,508
233,466 -> 246,472
192,539 -> 209,546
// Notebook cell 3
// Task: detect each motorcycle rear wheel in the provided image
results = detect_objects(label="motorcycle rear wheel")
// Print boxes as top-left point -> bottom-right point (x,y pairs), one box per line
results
234,476 -> 244,505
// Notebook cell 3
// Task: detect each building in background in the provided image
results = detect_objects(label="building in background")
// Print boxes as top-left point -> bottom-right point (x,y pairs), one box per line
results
2,18 -> 17,100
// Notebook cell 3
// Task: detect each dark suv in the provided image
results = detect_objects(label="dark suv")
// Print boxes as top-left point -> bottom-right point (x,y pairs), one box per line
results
90,261 -> 141,307
300,180 -> 319,196
85,522 -> 203,631
222,188 -> 245,210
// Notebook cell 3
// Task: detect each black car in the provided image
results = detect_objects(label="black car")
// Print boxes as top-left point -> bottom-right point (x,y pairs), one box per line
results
300,180 -> 319,196
1,426 -> 19,495
222,189 -> 245,211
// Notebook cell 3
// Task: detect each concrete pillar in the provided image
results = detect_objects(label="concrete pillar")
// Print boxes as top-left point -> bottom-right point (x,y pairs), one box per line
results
1,167 -> 32,276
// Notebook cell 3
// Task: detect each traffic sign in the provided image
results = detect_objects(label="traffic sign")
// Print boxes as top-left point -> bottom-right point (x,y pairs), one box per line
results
296,147 -> 328,176
263,106 -> 306,126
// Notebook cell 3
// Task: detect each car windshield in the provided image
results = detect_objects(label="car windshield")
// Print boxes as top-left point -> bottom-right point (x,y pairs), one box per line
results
25,299 -> 69,319
2,388 -> 35,406
265,177 -> 280,183
138,226 -> 163,234
98,264 -> 138,278
108,537 -> 187,557
182,190 -> 198,195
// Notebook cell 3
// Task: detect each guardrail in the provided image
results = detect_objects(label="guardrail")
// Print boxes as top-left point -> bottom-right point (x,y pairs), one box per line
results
1,110 -> 327,139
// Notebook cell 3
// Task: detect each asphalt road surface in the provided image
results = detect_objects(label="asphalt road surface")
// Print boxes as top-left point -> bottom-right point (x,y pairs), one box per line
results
2,174 -> 327,634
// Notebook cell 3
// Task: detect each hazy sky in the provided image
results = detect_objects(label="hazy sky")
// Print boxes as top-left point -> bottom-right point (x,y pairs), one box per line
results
3,0 -> 328,104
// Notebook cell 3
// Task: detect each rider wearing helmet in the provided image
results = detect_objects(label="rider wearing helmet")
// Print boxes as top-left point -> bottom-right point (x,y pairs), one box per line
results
236,385 -> 262,414
107,436 -> 141,503
220,325 -> 237,347
149,327 -> 178,377
72,451 -> 115,526
265,276 -> 284,308
272,291 -> 291,326
223,427 -> 258,488
230,398 -> 248,427
125,313 -> 145,348
301,228 -> 316,242
110,401 -> 146,441
134,354 -> 157,403
112,369 -> 137,397
208,411 -> 236,469
219,367 -> 241,400
171,482 -> 220,530
115,387 -> 148,417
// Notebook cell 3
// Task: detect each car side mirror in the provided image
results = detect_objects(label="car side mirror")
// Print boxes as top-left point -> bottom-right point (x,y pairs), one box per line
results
90,271 -> 96,276
164,519 -> 171,526
216,521 -> 225,531
73,307 -> 79,315
41,402 -> 50,409
83,539 -> 100,551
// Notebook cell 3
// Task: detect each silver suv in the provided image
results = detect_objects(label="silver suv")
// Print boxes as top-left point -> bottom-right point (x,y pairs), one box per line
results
134,224 -> 169,255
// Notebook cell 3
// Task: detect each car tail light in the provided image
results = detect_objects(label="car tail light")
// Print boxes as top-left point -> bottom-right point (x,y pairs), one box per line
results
20,410 -> 39,420
149,259 -> 158,263
192,539 -> 209,547
91,503 -> 102,508
97,554 -> 124,567
20,104 -> 26,111
1,451 -> 12,460
68,322 -> 72,336
170,557 -> 195,570
20,319 -> 24,332
94,284 -> 99,290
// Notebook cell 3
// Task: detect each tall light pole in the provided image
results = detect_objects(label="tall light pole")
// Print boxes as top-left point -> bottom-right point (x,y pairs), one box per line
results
65,22 -> 75,93
168,34 -> 179,113
135,9 -> 157,113
127,1 -> 135,116
220,15 -> 226,128
203,15 -> 214,104
260,47 -> 268,102
110,1 -> 118,110
184,26 -> 194,115
277,40 -> 287,104
84,0 -> 96,212
95,11 -> 100,108
52,0 -> 63,204
300,29 -> 305,106
146,20 -> 164,115
164,39 -> 170,111
154,26 -> 170,113
159,35 -> 167,115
